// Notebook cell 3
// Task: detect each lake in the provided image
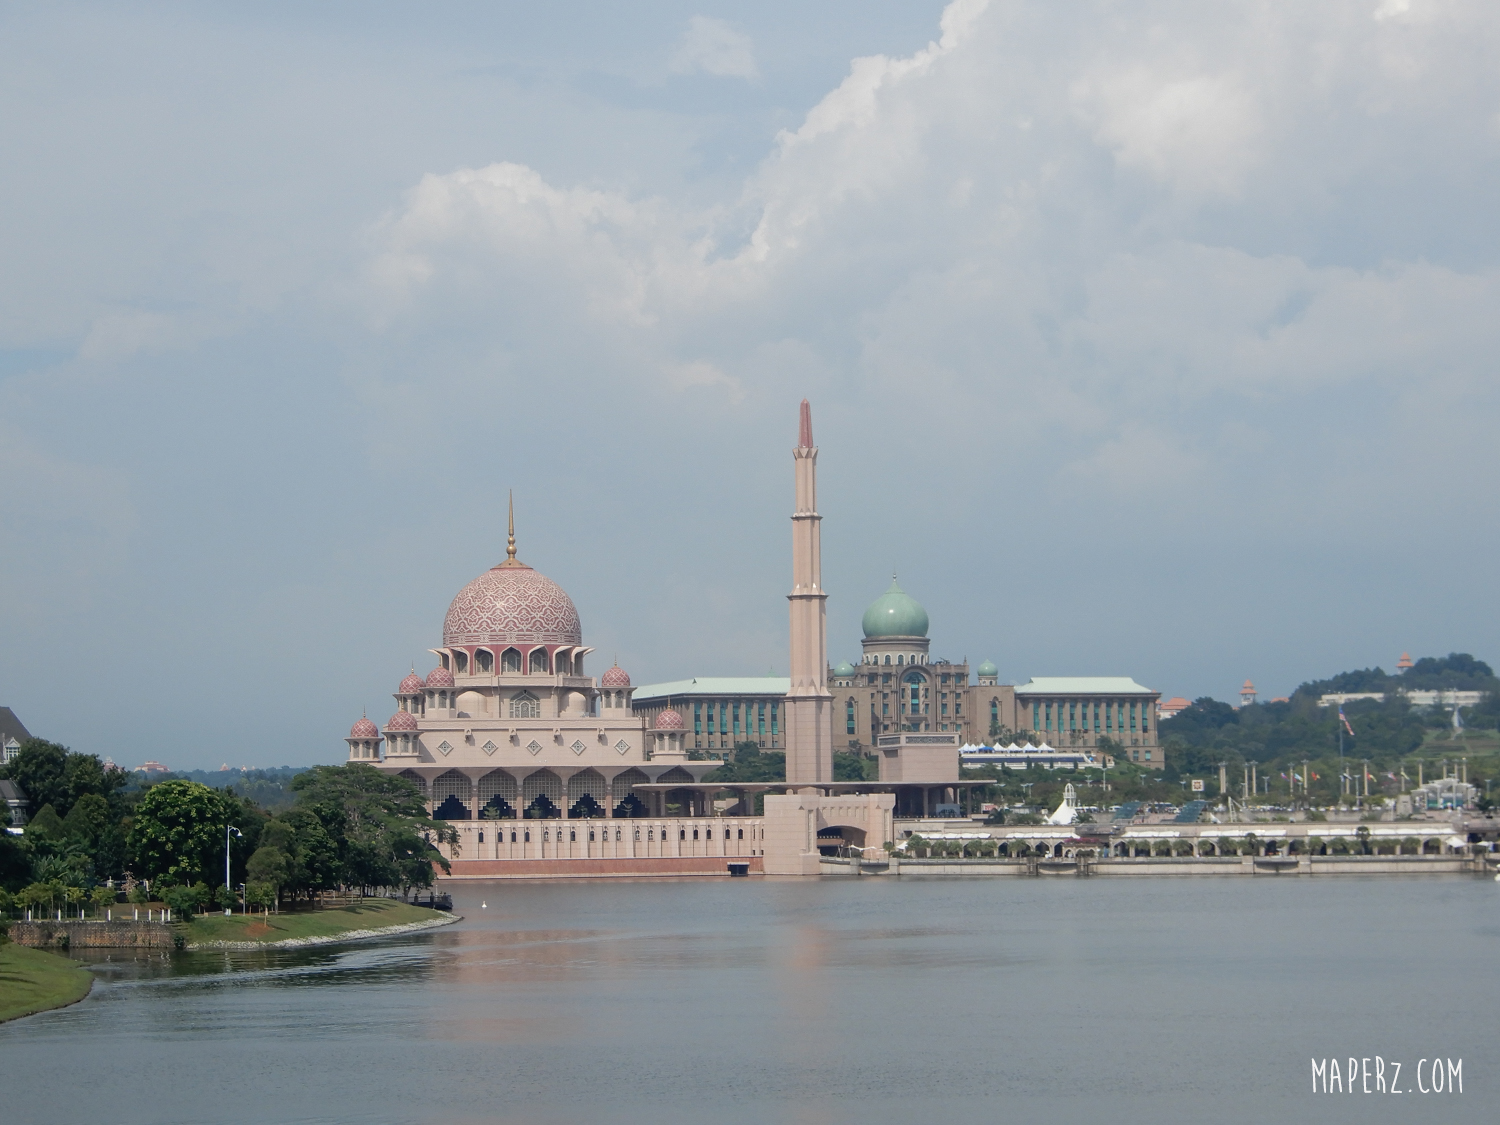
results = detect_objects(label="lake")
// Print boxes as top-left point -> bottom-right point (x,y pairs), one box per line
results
3,875 -> 1495,1125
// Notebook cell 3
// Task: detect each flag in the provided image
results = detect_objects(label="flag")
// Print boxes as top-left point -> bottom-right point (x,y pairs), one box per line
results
1311,771 -> 1319,780
1280,772 -> 1287,779
1338,705 -> 1355,737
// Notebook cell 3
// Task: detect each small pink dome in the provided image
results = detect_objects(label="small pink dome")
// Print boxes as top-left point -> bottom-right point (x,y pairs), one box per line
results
655,708 -> 683,730
601,664 -> 631,688
350,717 -> 379,740
425,667 -> 455,688
387,711 -> 419,732
398,672 -> 424,695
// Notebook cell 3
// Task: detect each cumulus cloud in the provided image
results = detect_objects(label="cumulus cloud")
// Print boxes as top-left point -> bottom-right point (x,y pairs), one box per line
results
361,0 -> 1500,532
669,16 -> 759,79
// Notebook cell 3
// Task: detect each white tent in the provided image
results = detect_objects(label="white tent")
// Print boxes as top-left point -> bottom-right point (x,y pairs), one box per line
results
1046,782 -> 1079,825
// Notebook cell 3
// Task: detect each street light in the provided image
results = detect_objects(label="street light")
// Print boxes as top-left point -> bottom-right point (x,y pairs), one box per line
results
224,825 -> 242,915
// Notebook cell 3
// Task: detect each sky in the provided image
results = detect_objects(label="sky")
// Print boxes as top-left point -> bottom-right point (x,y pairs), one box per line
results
2,0 -> 1498,770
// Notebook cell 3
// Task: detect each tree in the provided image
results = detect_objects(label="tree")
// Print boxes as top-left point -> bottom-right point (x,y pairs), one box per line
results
128,780 -> 243,886
833,751 -> 873,781
0,739 -> 127,819
289,764 -> 457,892
246,845 -> 289,910
89,886 -> 114,917
0,834 -> 30,892
25,803 -> 65,838
245,882 -> 276,916
160,883 -> 204,919
61,794 -> 112,844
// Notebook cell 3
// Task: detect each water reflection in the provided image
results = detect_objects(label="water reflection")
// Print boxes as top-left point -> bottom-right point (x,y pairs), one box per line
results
3,877 -> 1496,1125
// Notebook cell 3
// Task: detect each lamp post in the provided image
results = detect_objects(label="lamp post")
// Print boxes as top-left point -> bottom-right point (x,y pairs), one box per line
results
224,825 -> 242,915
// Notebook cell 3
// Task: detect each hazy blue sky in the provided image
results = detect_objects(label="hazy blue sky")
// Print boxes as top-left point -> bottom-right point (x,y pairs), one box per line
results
3,1 -> 1498,769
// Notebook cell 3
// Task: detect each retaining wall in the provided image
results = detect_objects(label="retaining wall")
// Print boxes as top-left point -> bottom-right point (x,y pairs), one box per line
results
10,920 -> 177,949
440,855 -> 764,879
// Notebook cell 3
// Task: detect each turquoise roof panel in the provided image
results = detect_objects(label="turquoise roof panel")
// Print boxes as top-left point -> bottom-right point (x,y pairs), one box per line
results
632,677 -> 791,702
1014,677 -> 1155,695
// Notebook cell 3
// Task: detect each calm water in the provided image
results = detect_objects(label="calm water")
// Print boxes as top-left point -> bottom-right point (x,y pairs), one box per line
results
3,876 -> 1496,1125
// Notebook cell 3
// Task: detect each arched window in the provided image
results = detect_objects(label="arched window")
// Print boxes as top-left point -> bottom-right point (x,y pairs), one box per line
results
475,648 -> 493,673
432,770 -> 471,820
509,692 -> 540,719
555,651 -> 573,675
846,699 -> 855,734
529,648 -> 550,674
453,651 -> 468,673
501,647 -> 521,673
478,770 -> 518,818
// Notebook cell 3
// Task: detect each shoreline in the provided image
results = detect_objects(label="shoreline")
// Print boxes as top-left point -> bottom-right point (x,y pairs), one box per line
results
0,945 -> 95,1024
184,911 -> 461,950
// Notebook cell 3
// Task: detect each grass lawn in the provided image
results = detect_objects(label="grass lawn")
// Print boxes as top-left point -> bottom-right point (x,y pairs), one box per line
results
180,898 -> 449,946
0,944 -> 93,1023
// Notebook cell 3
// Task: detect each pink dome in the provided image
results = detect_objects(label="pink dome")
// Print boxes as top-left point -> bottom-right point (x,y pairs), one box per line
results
386,711 -> 419,732
349,717 -> 380,740
425,667 -> 455,688
601,664 -> 631,688
443,561 -> 581,647
398,672 -> 424,695
655,708 -> 683,730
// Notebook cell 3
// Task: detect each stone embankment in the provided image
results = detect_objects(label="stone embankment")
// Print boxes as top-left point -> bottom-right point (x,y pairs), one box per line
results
10,920 -> 177,949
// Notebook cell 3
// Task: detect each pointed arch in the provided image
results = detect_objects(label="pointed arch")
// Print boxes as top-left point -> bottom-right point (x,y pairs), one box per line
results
432,770 -> 472,820
477,770 -> 518,818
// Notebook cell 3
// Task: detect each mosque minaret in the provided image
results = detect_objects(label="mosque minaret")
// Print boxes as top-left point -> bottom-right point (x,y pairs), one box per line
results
784,399 -> 833,788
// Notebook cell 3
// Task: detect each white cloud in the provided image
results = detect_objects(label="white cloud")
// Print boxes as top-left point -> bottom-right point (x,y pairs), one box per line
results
669,16 -> 759,80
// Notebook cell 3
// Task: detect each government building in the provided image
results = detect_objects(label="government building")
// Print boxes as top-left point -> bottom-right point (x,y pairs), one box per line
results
635,579 -> 1164,768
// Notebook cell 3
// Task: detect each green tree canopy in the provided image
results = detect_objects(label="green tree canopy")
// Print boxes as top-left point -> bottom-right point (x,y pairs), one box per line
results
0,739 -> 127,819
127,780 -> 249,886
288,764 -> 456,891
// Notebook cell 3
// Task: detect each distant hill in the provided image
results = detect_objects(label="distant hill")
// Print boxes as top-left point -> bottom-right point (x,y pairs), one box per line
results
127,766 -> 309,811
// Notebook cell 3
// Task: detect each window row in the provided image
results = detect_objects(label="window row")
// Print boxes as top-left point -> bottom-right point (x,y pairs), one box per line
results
477,825 -> 762,844
692,699 -> 779,740
440,647 -> 582,676
1029,699 -> 1149,735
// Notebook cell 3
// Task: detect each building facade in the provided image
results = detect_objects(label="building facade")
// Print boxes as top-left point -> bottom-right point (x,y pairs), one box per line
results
631,678 -> 788,753
826,582 -> 1165,768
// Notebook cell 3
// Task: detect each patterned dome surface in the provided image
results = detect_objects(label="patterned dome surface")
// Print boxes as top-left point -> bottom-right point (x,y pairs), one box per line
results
443,562 -> 582,647
601,664 -> 631,687
425,666 -> 455,688
349,717 -> 380,739
398,672 -> 425,694
386,711 -> 419,732
655,708 -> 684,730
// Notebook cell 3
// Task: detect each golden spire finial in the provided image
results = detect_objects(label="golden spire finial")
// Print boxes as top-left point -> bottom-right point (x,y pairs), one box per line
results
507,490 -> 516,560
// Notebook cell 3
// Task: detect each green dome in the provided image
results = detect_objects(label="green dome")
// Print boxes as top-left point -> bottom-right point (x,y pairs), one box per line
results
977,659 -> 998,677
861,578 -> 929,638
833,662 -> 856,678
